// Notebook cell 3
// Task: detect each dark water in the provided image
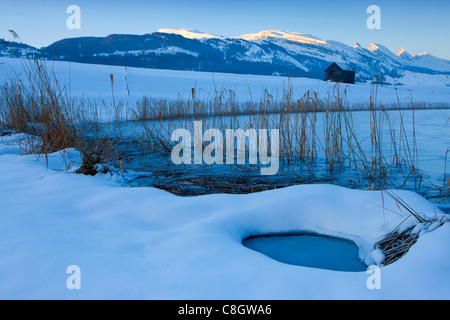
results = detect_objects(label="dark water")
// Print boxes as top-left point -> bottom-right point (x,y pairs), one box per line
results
243,234 -> 368,272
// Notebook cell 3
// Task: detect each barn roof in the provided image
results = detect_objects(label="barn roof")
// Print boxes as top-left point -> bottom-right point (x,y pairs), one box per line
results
325,62 -> 343,72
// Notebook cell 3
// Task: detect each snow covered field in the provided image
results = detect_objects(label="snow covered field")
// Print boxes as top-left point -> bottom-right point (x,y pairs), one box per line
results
0,57 -> 449,300
0,134 -> 449,299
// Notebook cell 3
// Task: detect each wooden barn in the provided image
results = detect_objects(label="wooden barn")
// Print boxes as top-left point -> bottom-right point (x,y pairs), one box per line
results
324,63 -> 355,84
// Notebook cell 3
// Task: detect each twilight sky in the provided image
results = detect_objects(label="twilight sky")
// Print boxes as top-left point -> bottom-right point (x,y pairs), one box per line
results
1,0 -> 449,59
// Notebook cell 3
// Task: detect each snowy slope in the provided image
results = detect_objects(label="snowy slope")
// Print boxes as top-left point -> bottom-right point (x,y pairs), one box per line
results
238,30 -> 327,45
157,28 -> 223,39
412,52 -> 450,72
0,134 -> 448,299
0,39 -> 39,58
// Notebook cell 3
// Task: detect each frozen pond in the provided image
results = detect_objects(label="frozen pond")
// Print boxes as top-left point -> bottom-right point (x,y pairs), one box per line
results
243,234 -> 368,272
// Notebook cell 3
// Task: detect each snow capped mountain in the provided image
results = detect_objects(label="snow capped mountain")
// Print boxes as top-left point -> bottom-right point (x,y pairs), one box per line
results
367,43 -> 399,60
2,29 -> 449,82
